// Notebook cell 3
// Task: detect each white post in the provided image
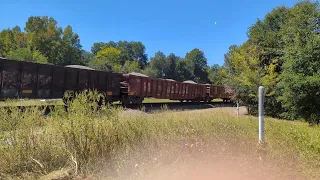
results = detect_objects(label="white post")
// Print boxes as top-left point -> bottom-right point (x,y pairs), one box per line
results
259,86 -> 264,143
236,101 -> 239,118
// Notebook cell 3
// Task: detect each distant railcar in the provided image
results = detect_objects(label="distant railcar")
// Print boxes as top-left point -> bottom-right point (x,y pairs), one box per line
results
121,73 -> 232,105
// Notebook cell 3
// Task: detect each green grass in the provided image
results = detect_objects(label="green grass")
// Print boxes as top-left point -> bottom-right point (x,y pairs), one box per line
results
0,92 -> 319,179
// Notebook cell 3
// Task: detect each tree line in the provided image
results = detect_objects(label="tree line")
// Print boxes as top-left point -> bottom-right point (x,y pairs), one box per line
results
0,16 -> 224,85
223,1 -> 320,124
1,0 -> 319,123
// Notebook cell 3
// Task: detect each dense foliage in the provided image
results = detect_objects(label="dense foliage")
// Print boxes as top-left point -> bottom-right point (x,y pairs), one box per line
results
224,1 -> 320,123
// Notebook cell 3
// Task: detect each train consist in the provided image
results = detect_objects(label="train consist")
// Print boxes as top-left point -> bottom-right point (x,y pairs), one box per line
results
0,57 -> 233,105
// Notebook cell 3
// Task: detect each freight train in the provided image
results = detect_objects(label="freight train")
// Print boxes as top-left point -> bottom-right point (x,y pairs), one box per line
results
0,57 -> 233,106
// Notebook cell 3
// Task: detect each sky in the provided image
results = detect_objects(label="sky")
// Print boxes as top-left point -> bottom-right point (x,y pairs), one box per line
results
1,0 -> 299,66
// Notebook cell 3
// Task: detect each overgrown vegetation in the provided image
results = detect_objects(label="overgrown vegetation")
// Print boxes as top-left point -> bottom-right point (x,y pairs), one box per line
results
0,92 -> 319,179
224,1 -> 320,123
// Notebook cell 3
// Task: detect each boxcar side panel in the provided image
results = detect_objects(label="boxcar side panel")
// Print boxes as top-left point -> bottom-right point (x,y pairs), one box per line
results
185,84 -> 189,99
78,70 -> 89,91
166,81 -> 170,99
177,82 -> 181,100
38,64 -> 53,98
52,67 -> 66,98
148,78 -> 151,97
141,76 -> 145,96
97,72 -> 107,93
161,80 -> 166,99
128,75 -> 141,96
89,71 -> 98,91
20,62 -> 37,98
65,68 -> 78,92
167,81 -> 171,99
156,79 -> 161,98
176,83 -> 179,99
151,79 -> 157,97
188,84 -> 192,99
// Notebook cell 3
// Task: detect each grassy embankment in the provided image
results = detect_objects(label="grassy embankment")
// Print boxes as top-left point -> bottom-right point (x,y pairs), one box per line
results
0,93 -> 319,180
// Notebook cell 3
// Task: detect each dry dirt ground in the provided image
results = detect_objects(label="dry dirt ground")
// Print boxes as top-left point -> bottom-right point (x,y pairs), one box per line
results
89,107 -> 301,180
85,140 -> 301,180
43,107 -> 302,180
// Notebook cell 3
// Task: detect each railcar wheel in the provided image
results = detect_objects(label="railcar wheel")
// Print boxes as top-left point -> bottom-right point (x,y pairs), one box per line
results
134,97 -> 143,105
121,95 -> 131,106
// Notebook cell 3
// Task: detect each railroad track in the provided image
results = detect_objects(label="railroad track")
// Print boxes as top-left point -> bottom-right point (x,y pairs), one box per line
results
125,101 -> 235,110
0,101 -> 236,115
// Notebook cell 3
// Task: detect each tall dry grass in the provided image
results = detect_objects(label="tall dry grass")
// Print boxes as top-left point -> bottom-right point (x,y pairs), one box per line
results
0,92 -> 319,179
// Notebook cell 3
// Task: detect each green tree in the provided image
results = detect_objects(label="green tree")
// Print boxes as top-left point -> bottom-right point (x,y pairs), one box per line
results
25,16 -> 62,64
6,47 -> 48,64
57,25 -> 82,65
175,60 -> 193,82
0,29 -> 17,56
91,41 -> 117,55
143,67 -> 157,77
1,16 -> 83,66
224,1 -> 320,120
91,42 -> 106,55
208,64 -> 227,85
148,51 -> 167,78
120,61 -> 141,73
165,53 -> 180,79
24,16 -> 82,65
184,48 -> 209,83
248,6 -> 288,67
88,47 -> 121,71
91,41 -> 148,68
80,50 -> 94,65
223,45 -> 238,75
245,6 -> 289,116
117,41 -> 148,68
278,1 -> 320,122
225,43 -> 265,114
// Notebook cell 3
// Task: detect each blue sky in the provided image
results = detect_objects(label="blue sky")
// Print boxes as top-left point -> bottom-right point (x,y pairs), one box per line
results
1,0 -> 298,66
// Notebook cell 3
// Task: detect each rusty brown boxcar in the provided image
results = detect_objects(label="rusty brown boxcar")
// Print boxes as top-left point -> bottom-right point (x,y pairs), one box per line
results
0,58 -> 123,103
208,85 -> 232,102
121,74 -> 231,105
